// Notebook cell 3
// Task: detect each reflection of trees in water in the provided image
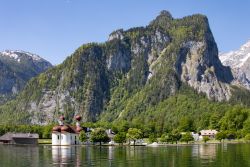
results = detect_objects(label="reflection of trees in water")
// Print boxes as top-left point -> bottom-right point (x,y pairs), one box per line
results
4,144 -> 250,167
0,145 -> 40,166
215,143 -> 250,167
89,144 -> 250,167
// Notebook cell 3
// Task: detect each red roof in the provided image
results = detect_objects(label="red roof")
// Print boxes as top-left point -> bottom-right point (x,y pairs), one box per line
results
52,125 -> 84,134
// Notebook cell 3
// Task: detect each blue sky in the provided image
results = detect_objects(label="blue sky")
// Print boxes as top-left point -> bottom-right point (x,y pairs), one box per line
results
0,0 -> 250,65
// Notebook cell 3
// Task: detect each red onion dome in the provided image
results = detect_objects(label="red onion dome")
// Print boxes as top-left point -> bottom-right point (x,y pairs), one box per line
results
52,126 -> 61,132
76,126 -> 83,133
75,115 -> 82,121
59,115 -> 65,121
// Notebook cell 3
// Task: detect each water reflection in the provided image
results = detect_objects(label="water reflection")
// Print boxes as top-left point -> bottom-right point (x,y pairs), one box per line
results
108,146 -> 114,166
1,144 -> 250,167
52,146 -> 80,166
192,144 -> 217,163
43,145 -> 221,166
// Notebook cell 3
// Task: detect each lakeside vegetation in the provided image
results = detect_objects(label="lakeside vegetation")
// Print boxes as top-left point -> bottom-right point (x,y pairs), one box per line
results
1,86 -> 250,144
1,123 -> 250,145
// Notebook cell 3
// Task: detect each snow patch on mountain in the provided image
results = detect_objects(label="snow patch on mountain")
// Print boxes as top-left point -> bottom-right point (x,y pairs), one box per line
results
219,40 -> 250,90
0,50 -> 44,62
220,40 -> 250,68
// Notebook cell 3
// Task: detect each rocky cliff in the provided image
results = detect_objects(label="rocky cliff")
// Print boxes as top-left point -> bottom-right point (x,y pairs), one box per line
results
0,11 -> 241,124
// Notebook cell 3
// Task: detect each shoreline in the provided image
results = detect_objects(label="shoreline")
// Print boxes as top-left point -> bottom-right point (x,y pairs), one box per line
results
2,140 -> 250,147
37,138 -> 250,146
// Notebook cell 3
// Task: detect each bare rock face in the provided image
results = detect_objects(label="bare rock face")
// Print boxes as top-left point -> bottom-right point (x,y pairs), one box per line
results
108,29 -> 124,41
176,41 -> 232,101
106,38 -> 131,72
28,90 -> 76,125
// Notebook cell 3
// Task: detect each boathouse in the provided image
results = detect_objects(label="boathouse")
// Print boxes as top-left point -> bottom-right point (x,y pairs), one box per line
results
0,133 -> 39,144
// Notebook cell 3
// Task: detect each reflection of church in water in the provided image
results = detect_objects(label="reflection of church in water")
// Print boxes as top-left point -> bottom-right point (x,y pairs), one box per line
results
52,146 -> 81,166
52,146 -> 116,166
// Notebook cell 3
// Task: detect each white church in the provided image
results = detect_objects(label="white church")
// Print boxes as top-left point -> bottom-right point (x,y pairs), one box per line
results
52,115 -> 87,145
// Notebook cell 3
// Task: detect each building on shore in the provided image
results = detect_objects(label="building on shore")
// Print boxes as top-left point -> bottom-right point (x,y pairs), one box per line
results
106,129 -> 115,145
191,132 -> 200,141
52,115 -> 90,145
0,133 -> 39,144
200,130 -> 218,139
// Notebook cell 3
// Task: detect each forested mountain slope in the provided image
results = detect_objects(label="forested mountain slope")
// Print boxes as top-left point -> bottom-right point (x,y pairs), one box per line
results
0,11 -> 249,127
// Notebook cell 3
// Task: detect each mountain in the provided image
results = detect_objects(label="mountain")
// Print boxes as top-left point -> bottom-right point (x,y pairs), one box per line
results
0,50 -> 52,103
0,11 -> 248,125
219,41 -> 250,90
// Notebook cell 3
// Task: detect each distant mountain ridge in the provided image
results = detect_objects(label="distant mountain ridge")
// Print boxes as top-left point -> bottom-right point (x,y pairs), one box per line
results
219,40 -> 250,90
0,50 -> 52,103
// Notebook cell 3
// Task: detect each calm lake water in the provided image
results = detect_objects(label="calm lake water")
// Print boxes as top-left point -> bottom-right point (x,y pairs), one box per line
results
0,143 -> 250,167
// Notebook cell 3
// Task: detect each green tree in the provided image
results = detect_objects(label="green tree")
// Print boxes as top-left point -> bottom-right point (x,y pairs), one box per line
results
178,117 -> 194,132
245,133 -> 250,141
209,112 -> 221,129
114,132 -> 126,145
116,120 -> 129,132
236,130 -> 245,139
215,132 -> 226,142
44,125 -> 54,139
202,136 -> 210,143
111,125 -> 119,134
79,131 -> 88,142
159,134 -> 168,143
219,108 -> 248,131
90,128 -> 110,146
126,128 -> 143,146
225,130 -> 236,140
180,133 -> 194,144
148,134 -> 157,143
243,118 -> 250,132
171,130 -> 182,144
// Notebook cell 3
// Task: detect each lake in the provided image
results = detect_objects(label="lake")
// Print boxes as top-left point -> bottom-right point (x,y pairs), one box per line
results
0,143 -> 250,167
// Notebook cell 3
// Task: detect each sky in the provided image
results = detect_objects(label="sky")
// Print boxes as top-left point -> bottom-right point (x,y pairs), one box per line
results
0,0 -> 250,65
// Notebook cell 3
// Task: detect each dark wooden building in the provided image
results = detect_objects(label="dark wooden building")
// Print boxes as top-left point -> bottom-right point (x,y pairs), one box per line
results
0,133 -> 39,144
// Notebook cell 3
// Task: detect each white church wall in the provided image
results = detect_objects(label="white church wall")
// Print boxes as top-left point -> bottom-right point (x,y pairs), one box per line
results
52,133 -> 61,145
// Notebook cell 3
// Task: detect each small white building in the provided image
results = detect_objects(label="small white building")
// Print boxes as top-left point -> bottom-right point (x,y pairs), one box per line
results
200,130 -> 218,139
191,132 -> 200,141
106,129 -> 115,145
52,115 -> 87,145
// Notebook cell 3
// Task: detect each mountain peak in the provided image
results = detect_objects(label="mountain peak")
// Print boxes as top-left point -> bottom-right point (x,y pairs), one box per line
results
240,40 -> 250,50
0,50 -> 46,62
159,10 -> 173,19
220,40 -> 250,68
219,40 -> 250,90
0,50 -> 52,103
149,10 -> 173,28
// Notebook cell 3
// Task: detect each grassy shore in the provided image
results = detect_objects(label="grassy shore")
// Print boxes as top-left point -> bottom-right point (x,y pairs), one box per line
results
38,139 -> 52,144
